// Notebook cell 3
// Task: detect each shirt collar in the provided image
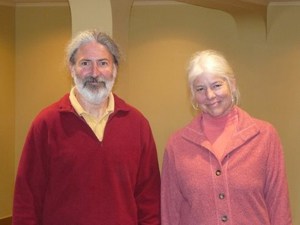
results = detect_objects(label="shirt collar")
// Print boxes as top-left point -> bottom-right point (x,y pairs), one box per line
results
69,87 -> 115,117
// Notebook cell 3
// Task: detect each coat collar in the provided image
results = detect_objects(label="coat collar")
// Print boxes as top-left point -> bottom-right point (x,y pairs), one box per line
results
181,107 -> 260,153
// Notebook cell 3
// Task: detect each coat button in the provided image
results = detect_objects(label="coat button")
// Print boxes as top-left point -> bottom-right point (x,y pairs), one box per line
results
219,193 -> 225,199
216,170 -> 221,176
221,215 -> 228,222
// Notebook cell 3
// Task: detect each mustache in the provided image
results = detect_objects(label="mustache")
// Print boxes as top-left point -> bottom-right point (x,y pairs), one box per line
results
83,76 -> 107,88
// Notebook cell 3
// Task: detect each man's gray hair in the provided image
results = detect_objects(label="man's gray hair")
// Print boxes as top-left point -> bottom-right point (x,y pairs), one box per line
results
66,29 -> 120,66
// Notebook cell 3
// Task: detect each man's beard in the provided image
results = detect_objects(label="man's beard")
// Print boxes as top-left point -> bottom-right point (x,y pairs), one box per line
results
73,70 -> 116,104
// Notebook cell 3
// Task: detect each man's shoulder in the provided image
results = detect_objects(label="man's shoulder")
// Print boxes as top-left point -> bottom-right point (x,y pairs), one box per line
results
113,94 -> 146,118
34,93 -> 72,122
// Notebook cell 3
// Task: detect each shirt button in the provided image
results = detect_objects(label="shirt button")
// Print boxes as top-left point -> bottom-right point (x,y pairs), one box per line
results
219,193 -> 225,199
221,215 -> 228,222
216,170 -> 222,176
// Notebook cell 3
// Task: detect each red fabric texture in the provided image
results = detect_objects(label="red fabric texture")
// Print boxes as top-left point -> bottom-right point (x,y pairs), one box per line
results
13,94 -> 161,225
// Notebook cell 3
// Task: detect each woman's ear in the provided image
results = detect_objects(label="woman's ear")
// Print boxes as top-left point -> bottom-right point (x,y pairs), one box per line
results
231,78 -> 237,92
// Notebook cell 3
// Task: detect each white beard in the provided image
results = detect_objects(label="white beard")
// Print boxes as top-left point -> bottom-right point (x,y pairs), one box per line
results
72,72 -> 116,105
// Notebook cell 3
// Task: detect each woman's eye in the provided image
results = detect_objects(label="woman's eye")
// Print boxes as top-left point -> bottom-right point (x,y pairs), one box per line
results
213,82 -> 223,89
195,87 -> 205,92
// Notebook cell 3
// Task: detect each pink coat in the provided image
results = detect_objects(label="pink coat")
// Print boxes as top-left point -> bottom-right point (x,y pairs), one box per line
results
161,107 -> 292,225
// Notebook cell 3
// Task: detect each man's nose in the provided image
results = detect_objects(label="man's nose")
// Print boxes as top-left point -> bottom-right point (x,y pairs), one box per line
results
91,62 -> 101,76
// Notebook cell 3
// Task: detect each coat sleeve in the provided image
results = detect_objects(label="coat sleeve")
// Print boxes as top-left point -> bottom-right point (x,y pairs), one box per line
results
135,120 -> 161,225
12,119 -> 49,225
161,142 -> 182,225
264,126 -> 292,225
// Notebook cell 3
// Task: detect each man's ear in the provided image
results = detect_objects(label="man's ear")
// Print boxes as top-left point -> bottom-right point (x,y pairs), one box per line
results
68,64 -> 75,77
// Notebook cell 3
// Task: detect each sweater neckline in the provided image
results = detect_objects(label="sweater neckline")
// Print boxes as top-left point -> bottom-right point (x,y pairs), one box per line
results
202,106 -> 238,132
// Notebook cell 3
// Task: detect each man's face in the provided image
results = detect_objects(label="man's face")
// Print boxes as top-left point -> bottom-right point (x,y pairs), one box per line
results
70,41 -> 116,104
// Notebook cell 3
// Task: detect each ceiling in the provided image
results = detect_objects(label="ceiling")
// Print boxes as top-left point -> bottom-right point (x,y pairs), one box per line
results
1,0 -> 300,15
1,0 -> 300,5
2,0 -> 67,2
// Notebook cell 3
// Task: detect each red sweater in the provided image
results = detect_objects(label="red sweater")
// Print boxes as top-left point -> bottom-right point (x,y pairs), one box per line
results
13,94 -> 161,225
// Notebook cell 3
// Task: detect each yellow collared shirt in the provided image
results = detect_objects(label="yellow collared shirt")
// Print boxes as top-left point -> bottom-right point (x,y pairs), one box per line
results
69,87 -> 114,141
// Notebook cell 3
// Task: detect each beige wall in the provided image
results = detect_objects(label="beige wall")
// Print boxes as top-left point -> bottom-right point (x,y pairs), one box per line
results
15,4 -> 72,168
0,5 -> 15,219
69,0 -> 112,36
128,2 -> 300,223
0,3 -> 71,219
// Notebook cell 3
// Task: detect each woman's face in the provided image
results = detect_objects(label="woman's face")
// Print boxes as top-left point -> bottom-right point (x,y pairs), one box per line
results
193,73 -> 235,117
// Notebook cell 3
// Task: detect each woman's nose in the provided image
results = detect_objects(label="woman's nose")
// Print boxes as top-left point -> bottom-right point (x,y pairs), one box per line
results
206,88 -> 216,99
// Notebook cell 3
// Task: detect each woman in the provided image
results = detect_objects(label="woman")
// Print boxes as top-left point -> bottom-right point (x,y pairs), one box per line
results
161,50 -> 292,225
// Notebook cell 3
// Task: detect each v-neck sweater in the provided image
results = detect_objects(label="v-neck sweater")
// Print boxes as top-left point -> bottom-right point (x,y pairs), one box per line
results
13,94 -> 161,225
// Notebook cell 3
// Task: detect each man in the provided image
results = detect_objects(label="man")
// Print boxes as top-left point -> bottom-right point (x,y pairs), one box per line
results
13,30 -> 161,225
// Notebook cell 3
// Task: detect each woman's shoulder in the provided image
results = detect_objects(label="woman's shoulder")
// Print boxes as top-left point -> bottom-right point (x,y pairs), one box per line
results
237,107 -> 279,135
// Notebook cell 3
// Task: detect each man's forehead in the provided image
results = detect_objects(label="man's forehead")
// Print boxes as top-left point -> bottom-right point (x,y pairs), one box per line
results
75,42 -> 113,60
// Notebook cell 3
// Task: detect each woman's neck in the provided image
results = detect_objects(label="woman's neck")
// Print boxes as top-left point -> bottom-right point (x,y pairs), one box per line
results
202,106 -> 237,131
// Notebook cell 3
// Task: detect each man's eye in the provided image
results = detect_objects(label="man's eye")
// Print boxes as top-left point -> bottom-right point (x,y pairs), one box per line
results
99,61 -> 108,66
80,61 -> 90,66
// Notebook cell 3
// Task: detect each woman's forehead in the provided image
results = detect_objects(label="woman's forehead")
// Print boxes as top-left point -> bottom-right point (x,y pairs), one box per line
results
194,73 -> 226,82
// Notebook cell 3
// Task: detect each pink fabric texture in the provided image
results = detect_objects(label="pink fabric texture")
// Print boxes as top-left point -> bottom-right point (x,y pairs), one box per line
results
161,106 -> 292,225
